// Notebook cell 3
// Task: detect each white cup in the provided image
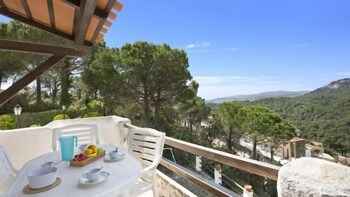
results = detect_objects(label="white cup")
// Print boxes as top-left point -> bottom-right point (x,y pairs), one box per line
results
109,151 -> 119,160
86,168 -> 101,182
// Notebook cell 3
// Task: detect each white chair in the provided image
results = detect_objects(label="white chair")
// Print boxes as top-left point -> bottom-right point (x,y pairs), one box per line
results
0,146 -> 16,195
52,124 -> 100,151
126,124 -> 165,196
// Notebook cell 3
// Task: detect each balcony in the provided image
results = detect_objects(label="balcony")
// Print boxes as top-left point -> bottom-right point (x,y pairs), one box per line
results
0,116 -> 348,197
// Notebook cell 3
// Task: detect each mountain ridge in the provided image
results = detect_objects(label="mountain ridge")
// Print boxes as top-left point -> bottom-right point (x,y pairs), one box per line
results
254,78 -> 350,155
209,90 -> 309,103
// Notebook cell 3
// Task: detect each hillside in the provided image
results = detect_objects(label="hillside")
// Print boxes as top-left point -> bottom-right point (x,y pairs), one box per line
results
255,78 -> 350,155
209,91 -> 308,103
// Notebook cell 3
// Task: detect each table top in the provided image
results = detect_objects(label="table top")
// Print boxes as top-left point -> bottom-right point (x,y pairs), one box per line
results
8,145 -> 142,197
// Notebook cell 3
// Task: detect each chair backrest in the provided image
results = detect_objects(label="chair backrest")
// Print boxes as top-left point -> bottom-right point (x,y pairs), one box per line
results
127,126 -> 165,168
52,124 -> 100,151
0,146 -> 16,193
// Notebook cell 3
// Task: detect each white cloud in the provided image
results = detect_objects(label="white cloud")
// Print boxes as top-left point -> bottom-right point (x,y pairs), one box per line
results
185,42 -> 239,54
186,44 -> 196,49
336,72 -> 350,77
193,75 -> 307,100
194,75 -> 256,86
186,42 -> 211,49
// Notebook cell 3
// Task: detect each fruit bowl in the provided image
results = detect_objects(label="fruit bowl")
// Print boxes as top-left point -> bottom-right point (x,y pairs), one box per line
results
70,145 -> 105,167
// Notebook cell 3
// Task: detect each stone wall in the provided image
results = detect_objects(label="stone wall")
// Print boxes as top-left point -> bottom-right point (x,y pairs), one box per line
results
277,157 -> 350,197
154,171 -> 197,197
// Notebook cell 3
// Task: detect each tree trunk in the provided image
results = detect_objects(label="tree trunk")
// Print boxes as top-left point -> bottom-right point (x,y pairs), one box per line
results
36,77 -> 42,105
189,120 -> 193,133
187,113 -> 193,133
60,61 -> 71,107
143,97 -> 151,126
0,73 -> 2,90
227,129 -> 233,151
270,147 -> 274,162
252,136 -> 257,160
154,89 -> 161,129
52,81 -> 58,105
142,82 -> 152,126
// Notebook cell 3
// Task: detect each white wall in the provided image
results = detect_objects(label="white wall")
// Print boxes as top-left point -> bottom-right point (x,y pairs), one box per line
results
0,127 -> 53,170
46,116 -> 131,148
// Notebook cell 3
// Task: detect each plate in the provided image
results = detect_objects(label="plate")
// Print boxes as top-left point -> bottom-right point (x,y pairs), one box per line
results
23,178 -> 61,194
79,171 -> 110,186
104,152 -> 125,162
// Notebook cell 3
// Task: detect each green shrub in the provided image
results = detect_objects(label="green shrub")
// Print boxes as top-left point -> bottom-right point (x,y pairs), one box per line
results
0,115 -> 16,130
83,112 -> 101,118
66,109 -> 81,119
53,114 -> 70,120
19,110 -> 60,127
87,100 -> 104,111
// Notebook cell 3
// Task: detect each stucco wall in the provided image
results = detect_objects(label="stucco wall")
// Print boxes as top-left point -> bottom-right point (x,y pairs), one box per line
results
46,116 -> 131,148
0,127 -> 53,170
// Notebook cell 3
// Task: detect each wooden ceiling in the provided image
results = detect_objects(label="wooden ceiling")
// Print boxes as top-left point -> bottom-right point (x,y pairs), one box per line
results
0,0 -> 123,45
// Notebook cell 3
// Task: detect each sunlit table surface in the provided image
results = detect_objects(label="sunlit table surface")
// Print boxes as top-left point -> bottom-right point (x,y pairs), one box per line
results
7,145 -> 142,197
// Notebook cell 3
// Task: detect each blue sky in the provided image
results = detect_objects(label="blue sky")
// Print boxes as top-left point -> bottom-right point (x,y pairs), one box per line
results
2,0 -> 350,99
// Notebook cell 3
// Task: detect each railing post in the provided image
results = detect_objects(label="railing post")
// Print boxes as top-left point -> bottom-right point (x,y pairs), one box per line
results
305,149 -> 311,157
214,164 -> 222,185
243,185 -> 254,197
195,156 -> 202,172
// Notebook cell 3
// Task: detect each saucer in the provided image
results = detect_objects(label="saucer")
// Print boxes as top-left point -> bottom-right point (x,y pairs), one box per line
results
79,171 -> 110,185
104,152 -> 125,162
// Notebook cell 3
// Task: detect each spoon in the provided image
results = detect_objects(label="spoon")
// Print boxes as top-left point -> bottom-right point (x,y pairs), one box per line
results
87,167 -> 103,175
41,161 -> 62,168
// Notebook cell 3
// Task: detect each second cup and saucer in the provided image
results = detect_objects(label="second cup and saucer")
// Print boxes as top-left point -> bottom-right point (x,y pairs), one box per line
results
79,167 -> 110,186
104,147 -> 125,162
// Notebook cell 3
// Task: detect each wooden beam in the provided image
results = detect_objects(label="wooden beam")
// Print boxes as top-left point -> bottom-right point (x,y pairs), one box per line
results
107,12 -> 116,21
91,0 -> 115,43
165,137 -> 280,181
104,20 -> 112,27
100,27 -> 108,33
0,39 -> 87,56
0,0 -> 5,7
0,7 -> 74,41
74,0 -> 96,44
0,7 -> 93,46
0,55 -> 64,106
47,0 -> 55,28
96,34 -> 103,43
91,20 -> 104,43
160,159 -> 238,197
20,0 -> 32,19
113,1 -> 123,12
64,0 -> 115,19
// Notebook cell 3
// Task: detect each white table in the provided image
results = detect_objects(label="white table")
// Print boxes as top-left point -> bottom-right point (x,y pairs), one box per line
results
8,145 -> 142,197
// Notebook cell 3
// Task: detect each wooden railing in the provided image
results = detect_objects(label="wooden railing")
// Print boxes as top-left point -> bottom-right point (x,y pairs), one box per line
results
124,123 -> 280,197
160,137 -> 281,197
164,137 -> 280,180
160,158 -> 237,197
